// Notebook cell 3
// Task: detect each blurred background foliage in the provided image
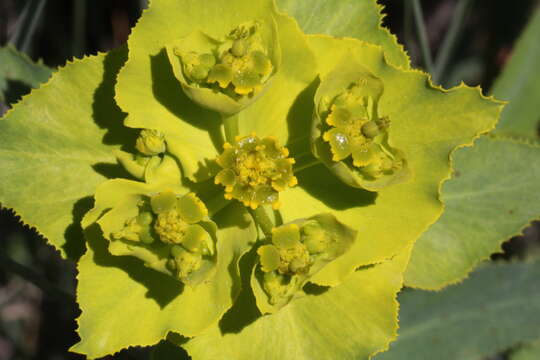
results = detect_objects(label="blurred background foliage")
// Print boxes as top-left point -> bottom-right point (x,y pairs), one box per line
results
0,0 -> 539,359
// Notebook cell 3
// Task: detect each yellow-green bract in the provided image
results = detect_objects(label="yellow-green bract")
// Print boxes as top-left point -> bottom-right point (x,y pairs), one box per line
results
0,0 -> 504,359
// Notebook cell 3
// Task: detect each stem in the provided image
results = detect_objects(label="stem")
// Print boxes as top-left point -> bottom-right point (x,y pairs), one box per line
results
293,152 -> 322,173
222,113 -> 240,143
286,134 -> 310,148
8,1 -> 31,47
0,252 -> 74,304
403,0 -> 414,55
411,0 -> 434,74
250,206 -> 274,238
10,0 -> 47,55
433,0 -> 473,84
72,0 -> 87,58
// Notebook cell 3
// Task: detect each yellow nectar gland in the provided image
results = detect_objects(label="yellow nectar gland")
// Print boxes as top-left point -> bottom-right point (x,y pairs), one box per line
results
214,134 -> 297,209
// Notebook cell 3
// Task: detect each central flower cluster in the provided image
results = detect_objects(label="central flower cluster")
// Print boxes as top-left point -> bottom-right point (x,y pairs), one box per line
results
215,134 -> 297,209
322,80 -> 403,180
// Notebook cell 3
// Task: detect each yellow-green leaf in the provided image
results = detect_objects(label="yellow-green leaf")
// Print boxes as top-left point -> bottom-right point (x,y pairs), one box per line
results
278,36 -> 503,286
236,9 -> 316,145
0,48 -> 133,260
184,250 -> 410,360
115,0 -> 315,182
71,202 -> 256,358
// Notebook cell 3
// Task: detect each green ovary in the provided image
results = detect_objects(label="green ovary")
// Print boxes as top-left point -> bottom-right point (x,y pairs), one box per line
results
168,245 -> 203,281
214,134 -> 297,209
178,21 -> 273,98
322,80 -> 403,179
135,129 -> 166,156
111,208 -> 155,244
300,219 -> 331,254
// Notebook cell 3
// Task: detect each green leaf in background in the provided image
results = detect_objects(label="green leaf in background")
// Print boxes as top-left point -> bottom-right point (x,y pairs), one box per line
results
404,136 -> 540,289
511,339 -> 540,360
404,5 -> 540,289
276,0 -> 409,68
0,48 -> 134,261
376,262 -> 540,360
0,45 -> 52,105
184,250 -> 410,360
71,202 -> 256,359
491,6 -> 540,140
